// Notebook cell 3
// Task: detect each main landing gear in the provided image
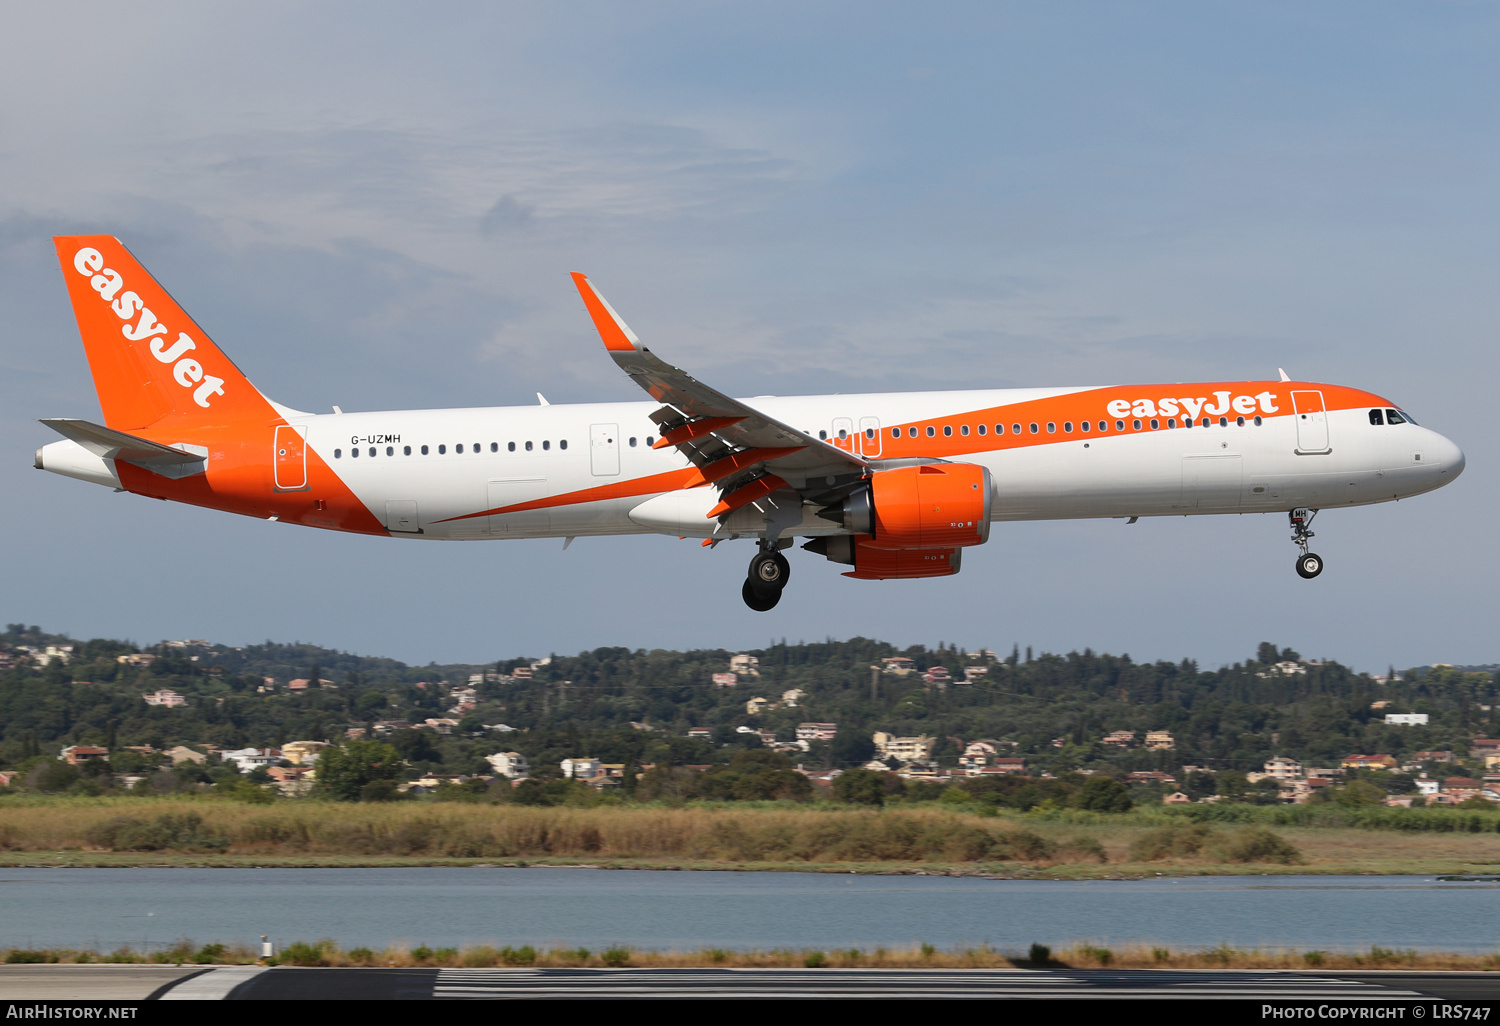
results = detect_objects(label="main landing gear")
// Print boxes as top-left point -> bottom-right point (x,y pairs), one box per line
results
742,544 -> 791,611
1290,507 -> 1323,579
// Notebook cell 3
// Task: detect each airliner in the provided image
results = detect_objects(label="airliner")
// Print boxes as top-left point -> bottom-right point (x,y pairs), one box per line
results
36,235 -> 1465,610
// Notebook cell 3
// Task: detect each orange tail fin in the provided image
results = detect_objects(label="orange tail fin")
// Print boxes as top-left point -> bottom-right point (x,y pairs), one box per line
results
54,235 -> 277,430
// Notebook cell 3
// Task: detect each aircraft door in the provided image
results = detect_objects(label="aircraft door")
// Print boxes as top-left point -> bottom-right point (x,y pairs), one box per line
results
831,417 -> 854,452
858,416 -> 882,457
384,500 -> 420,533
273,425 -> 307,491
590,423 -> 620,476
1292,391 -> 1330,454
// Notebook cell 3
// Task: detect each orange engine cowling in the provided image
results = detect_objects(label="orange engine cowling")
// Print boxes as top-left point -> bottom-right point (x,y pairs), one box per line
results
843,541 -> 962,580
863,463 -> 992,550
802,462 -> 992,580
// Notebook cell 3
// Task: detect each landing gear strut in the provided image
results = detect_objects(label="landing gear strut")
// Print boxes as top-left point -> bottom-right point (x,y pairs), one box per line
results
742,544 -> 791,611
1290,507 -> 1323,579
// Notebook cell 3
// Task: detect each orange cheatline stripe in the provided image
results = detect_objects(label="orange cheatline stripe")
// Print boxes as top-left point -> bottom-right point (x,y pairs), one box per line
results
698,446 -> 804,484
570,272 -> 637,353
708,475 -> 788,518
867,381 -> 1396,462
654,416 -> 745,449
434,467 -> 705,523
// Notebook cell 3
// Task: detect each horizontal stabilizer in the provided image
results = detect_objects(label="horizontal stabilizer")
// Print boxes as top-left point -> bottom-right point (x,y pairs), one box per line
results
40,418 -> 206,477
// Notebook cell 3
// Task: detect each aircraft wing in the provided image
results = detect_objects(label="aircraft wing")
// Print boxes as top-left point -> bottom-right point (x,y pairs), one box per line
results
572,273 -> 868,519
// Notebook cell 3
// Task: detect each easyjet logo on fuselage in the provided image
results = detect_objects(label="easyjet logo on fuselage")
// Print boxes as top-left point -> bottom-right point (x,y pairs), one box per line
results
71,247 -> 226,408
1106,391 -> 1281,421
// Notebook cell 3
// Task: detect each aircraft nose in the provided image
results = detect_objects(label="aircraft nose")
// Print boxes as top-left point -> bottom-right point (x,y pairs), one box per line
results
1435,432 -> 1465,480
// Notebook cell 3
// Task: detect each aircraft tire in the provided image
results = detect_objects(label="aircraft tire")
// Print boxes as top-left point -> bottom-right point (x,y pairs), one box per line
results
742,579 -> 782,611
749,551 -> 791,590
1296,553 -> 1323,579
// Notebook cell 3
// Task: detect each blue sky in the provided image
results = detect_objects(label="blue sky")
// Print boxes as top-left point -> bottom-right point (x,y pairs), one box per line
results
2,2 -> 1495,670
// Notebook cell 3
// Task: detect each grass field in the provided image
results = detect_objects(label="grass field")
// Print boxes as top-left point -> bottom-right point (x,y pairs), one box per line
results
4,939 -> 1498,971
3,796 -> 1500,876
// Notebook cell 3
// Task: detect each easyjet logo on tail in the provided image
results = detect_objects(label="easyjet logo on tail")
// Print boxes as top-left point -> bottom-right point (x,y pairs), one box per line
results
71,247 -> 226,408
1106,391 -> 1281,420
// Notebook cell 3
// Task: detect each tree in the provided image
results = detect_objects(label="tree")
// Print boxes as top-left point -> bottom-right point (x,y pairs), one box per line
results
832,768 -> 890,806
1333,778 -> 1386,808
313,741 -> 404,801
1069,775 -> 1133,812
830,728 -> 874,767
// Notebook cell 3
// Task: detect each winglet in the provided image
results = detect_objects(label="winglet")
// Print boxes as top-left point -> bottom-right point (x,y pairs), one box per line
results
571,272 -> 641,353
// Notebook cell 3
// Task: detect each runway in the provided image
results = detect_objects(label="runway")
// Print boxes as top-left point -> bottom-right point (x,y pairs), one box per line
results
5,964 -> 1496,1001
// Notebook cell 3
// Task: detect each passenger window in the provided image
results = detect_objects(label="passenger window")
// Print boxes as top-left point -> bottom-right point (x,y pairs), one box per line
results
1013,424 -> 1022,435
421,445 -> 429,455
1046,422 -> 1055,433
1150,419 -> 1159,430
838,428 -> 848,440
1369,409 -> 1384,425
926,426 -> 936,437
334,448 -> 342,459
977,424 -> 986,436
404,446 -> 411,456
630,437 -> 638,447
865,428 -> 875,439
456,444 -> 464,454
386,446 -> 394,456
819,430 -> 827,440
543,440 -> 551,450
1080,421 -> 1089,432
960,425 -> 969,436
1166,419 -> 1175,428
1385,409 -> 1406,425
646,436 -> 655,445
1236,417 -> 1245,426
1132,419 -> 1141,430
943,425 -> 952,436
1064,422 -> 1073,433
560,439 -> 567,450
1029,423 -> 1039,434
438,444 -> 446,454
369,447 -> 376,457
1116,420 -> 1125,431
891,428 -> 901,438
525,441 -> 533,451
909,427 -> 918,438
1219,417 -> 1228,427
1254,416 -> 1263,426
507,442 -> 515,452
351,447 -> 359,458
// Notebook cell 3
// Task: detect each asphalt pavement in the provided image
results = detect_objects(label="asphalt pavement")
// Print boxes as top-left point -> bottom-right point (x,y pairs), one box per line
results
5,965 -> 1498,1001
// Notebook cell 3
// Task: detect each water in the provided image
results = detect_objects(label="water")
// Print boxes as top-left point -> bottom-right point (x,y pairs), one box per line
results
1,869 -> 1496,954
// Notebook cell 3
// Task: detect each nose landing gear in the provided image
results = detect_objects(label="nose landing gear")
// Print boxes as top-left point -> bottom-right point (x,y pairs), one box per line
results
1290,508 -> 1323,579
742,545 -> 791,611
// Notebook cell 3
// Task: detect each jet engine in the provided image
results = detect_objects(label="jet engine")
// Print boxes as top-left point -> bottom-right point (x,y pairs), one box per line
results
804,463 -> 992,579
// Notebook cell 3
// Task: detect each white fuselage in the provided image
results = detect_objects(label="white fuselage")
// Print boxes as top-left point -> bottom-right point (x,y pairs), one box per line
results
295,387 -> 1463,541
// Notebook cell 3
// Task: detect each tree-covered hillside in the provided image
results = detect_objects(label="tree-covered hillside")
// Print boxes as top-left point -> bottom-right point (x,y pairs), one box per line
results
2,625 -> 1495,787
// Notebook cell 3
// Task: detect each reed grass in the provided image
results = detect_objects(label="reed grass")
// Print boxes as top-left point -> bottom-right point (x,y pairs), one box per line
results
6,795 -> 1500,874
0,798 -> 1104,864
5,940 -> 1498,972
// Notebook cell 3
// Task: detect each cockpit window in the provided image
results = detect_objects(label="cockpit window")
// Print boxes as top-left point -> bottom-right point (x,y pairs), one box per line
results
1385,409 -> 1407,425
1369,409 -> 1384,426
